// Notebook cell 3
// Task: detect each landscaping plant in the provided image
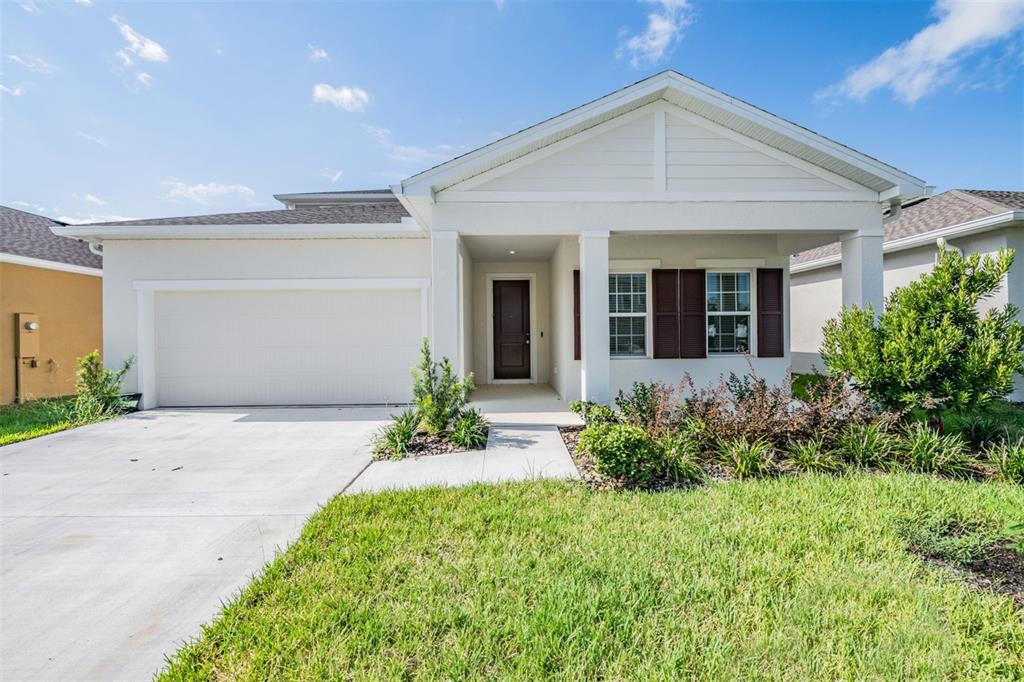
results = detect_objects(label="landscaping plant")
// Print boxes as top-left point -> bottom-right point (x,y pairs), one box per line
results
569,400 -> 618,425
988,437 -> 1024,484
578,422 -> 657,485
821,247 -> 1024,422
786,437 -> 839,473
614,381 -> 677,436
656,428 -> 705,484
449,409 -> 491,449
837,421 -> 897,469
716,436 -> 774,480
897,422 -> 975,478
74,351 -> 134,422
372,408 -> 419,459
411,338 -> 474,434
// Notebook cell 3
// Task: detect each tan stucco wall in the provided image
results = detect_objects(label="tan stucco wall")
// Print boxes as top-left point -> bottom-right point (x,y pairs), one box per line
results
1,262 -> 102,404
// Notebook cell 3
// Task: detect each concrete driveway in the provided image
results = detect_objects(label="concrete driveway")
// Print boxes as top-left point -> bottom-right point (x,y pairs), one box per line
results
0,407 -> 389,681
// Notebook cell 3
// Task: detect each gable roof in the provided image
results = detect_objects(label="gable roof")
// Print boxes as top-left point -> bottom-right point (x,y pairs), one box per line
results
792,189 -> 1024,269
81,201 -> 409,227
0,206 -> 102,269
397,70 -> 928,199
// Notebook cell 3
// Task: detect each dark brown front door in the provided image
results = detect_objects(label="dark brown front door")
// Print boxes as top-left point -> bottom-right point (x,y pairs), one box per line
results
493,280 -> 531,380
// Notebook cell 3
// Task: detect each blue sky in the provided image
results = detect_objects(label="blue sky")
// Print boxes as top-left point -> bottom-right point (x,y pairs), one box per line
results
2,0 -> 1022,224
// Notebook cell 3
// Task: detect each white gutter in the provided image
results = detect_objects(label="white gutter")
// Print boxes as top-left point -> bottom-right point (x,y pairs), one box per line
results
791,210 -> 1023,274
50,217 -> 425,242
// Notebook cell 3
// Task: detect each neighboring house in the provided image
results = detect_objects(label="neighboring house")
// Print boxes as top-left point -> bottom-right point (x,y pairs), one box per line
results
53,71 -> 929,409
1,206 -> 103,404
791,189 -> 1024,401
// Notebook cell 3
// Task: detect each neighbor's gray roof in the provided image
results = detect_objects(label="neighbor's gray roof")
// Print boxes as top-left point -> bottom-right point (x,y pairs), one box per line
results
0,205 -> 102,269
84,200 -> 410,227
792,189 -> 1024,266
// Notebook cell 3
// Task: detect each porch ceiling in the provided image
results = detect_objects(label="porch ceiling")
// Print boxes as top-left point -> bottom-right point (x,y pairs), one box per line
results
461,234 -> 564,261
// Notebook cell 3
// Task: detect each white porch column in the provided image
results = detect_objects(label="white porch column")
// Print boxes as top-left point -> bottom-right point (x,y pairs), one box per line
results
579,231 -> 610,404
431,230 -> 461,373
840,230 -> 884,315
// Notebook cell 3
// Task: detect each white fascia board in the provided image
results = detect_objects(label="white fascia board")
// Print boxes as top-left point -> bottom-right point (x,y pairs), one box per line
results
790,211 -> 1023,273
132,277 -> 430,291
51,219 -> 424,241
0,252 -> 102,276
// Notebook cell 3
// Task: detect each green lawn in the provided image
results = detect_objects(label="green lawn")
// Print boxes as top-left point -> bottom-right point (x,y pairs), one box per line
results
160,475 -> 1023,681
0,396 -> 76,447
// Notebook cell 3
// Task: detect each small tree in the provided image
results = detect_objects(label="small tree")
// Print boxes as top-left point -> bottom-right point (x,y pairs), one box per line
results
821,247 -> 1024,421
74,351 -> 134,421
410,338 -> 474,434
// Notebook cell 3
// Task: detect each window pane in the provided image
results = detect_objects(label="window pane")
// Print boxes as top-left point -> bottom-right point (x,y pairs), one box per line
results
707,314 -> 750,354
609,315 -> 646,356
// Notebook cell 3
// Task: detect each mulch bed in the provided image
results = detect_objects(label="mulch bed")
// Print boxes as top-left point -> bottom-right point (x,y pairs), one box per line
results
376,433 -> 484,460
965,545 -> 1024,608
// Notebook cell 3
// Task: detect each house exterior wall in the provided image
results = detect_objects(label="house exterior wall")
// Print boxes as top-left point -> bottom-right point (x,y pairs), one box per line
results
1,262 -> 102,404
102,238 -> 430,394
791,226 -> 1023,400
471,261 -> 551,385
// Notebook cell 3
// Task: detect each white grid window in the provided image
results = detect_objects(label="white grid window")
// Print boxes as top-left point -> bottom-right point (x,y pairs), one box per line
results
609,273 -> 646,356
707,272 -> 751,354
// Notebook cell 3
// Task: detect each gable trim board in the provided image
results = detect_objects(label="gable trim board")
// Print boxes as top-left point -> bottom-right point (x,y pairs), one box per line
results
0,252 -> 102,277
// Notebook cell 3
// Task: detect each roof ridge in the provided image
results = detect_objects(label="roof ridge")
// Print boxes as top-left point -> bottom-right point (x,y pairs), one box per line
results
948,189 -> 1014,215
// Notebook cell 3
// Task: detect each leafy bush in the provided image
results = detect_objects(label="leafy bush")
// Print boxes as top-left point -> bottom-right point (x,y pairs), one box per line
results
372,408 -> 420,459
987,437 -> 1024,484
656,428 -> 705,484
74,351 -> 133,422
821,247 -> 1024,418
578,422 -> 657,484
786,438 -> 839,473
896,422 -> 974,478
615,381 -> 677,436
953,413 -> 1016,450
449,409 -> 490,449
837,421 -> 897,468
411,338 -> 474,434
716,436 -> 774,480
569,400 -> 618,426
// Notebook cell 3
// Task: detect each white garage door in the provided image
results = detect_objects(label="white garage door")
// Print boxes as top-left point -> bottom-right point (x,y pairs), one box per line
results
154,289 -> 423,406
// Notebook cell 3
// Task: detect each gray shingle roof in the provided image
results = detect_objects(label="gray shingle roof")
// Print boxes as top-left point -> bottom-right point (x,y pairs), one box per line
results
84,201 -> 410,227
1,206 -> 102,269
792,189 -> 1024,266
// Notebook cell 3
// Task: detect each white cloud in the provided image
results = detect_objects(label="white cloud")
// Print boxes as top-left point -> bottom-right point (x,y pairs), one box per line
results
0,84 -> 26,96
13,201 -> 60,214
74,0 -> 93,5
163,180 -> 256,204
7,54 -> 55,74
308,44 -> 329,62
319,168 -> 344,183
135,71 -> 153,88
364,125 -> 457,164
77,131 -> 110,148
312,83 -> 370,112
58,213 -> 136,225
19,3 -> 40,14
74,192 -> 107,206
112,16 -> 168,63
495,0 -> 506,9
618,0 -> 693,68
819,0 -> 1024,104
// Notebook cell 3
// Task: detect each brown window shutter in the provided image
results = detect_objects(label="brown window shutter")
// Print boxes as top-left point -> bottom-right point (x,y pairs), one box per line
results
652,269 -> 680,358
573,269 -> 581,361
757,268 -> 784,358
679,269 -> 707,359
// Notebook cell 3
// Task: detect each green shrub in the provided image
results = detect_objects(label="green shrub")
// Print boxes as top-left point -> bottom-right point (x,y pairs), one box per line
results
716,436 -> 774,480
411,338 -> 474,434
987,437 -> 1024,484
569,400 -> 618,425
74,351 -> 133,422
786,438 -> 839,473
821,247 -> 1024,419
578,422 -> 656,484
372,408 -> 420,459
837,421 -> 897,468
615,381 -> 675,435
449,409 -> 490,449
953,413 -> 1016,450
896,422 -> 974,478
656,429 -> 705,484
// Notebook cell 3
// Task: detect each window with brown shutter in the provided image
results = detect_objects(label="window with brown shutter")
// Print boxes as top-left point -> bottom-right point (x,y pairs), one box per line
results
679,269 -> 707,358
652,269 -> 680,358
573,269 -> 581,361
757,268 -> 784,358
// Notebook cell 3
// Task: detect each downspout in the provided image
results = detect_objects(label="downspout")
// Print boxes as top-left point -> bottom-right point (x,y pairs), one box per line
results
88,241 -> 103,256
935,237 -> 963,257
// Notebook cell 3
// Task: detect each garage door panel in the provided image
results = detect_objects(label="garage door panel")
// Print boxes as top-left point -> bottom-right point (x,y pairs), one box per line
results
155,289 -> 422,406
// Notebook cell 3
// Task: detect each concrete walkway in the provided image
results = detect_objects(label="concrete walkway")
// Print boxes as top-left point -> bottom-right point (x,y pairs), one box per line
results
346,424 -> 579,494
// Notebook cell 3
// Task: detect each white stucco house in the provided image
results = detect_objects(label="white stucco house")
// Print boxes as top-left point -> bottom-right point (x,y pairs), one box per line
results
54,71 -> 930,409
791,189 -> 1024,400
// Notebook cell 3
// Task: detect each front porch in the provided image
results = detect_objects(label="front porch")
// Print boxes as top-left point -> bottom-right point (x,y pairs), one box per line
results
470,384 -> 581,427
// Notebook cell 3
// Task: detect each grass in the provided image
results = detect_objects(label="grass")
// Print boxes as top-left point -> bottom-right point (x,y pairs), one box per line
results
160,475 -> 1024,680
0,396 -> 76,446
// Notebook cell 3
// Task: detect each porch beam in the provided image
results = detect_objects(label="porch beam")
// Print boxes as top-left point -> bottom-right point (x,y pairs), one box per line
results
579,231 -> 610,404
431,230 -> 462,374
